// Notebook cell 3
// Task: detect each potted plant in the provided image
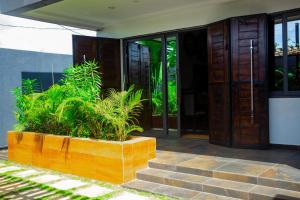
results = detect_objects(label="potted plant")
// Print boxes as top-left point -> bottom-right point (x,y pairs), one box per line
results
8,61 -> 156,184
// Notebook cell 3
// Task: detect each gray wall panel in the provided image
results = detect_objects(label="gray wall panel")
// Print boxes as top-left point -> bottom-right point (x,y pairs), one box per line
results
0,48 -> 72,147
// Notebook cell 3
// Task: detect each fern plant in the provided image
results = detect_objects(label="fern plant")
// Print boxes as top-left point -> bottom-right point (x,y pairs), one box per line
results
95,86 -> 144,141
12,61 -> 144,141
12,79 -> 39,131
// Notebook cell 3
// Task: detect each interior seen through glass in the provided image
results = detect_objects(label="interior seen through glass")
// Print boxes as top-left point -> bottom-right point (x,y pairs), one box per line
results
133,30 -> 209,136
136,38 -> 164,130
273,16 -> 300,91
287,16 -> 300,91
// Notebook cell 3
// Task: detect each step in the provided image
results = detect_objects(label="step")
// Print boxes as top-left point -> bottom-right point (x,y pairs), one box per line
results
136,168 -> 300,200
123,179 -> 239,200
149,158 -> 300,191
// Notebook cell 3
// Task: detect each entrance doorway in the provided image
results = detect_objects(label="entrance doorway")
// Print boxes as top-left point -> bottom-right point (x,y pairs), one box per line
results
125,30 -> 209,138
179,29 -> 209,138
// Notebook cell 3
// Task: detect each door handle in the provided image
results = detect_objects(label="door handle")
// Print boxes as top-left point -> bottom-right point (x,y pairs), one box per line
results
250,40 -> 254,124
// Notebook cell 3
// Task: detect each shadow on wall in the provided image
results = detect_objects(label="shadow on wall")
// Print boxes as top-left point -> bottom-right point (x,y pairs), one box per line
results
0,48 -> 72,147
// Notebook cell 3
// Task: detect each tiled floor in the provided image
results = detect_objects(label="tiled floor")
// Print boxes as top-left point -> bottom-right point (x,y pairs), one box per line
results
153,151 -> 300,187
0,149 -> 7,160
125,150 -> 300,199
1,137 -> 299,199
155,137 -> 300,169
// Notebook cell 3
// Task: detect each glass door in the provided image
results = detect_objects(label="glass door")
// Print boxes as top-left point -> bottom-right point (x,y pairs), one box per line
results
166,36 -> 180,135
138,38 -> 164,131
126,35 -> 180,136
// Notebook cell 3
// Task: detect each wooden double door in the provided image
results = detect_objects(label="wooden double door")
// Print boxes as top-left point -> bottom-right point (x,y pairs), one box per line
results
208,14 -> 269,148
72,14 -> 270,149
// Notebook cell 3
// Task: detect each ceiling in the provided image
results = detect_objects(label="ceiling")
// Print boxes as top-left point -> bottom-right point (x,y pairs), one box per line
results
19,0 -> 300,38
23,0 -> 237,30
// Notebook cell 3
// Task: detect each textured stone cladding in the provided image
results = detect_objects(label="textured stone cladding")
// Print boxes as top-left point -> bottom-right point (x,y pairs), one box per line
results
7,131 -> 156,184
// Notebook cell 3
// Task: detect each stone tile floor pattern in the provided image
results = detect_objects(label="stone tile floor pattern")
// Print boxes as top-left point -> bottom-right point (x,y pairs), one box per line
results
0,150 -> 7,161
155,137 -> 300,169
153,150 -> 300,187
0,159 -> 175,200
1,135 -> 300,200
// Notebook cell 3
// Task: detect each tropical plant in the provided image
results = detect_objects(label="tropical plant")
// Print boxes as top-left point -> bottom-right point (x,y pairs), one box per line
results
95,86 -> 144,141
12,79 -> 40,131
167,40 -> 177,115
138,39 -> 178,115
12,60 -> 144,141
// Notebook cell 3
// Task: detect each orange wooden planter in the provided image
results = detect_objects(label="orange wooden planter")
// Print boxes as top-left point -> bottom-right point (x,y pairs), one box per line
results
7,131 -> 156,184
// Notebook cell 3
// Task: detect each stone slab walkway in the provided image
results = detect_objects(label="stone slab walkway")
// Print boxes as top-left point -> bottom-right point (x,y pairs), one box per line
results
124,150 -> 300,199
0,160 -> 175,200
0,149 -> 7,161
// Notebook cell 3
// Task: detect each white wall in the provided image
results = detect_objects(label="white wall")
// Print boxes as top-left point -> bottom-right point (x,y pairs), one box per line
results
269,98 -> 300,146
0,14 -> 96,54
0,14 -> 96,148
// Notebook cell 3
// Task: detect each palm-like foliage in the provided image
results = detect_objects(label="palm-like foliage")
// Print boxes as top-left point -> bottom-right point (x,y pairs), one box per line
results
95,86 -> 144,141
62,60 -> 101,101
12,61 -> 144,141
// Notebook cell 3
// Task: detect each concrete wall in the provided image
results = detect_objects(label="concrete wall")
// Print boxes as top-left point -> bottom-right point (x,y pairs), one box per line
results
269,98 -> 300,146
0,48 -> 72,147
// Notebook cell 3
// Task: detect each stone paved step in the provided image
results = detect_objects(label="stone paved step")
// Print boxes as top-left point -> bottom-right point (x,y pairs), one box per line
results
123,179 -> 239,200
149,158 -> 300,192
0,150 -> 8,161
136,168 -> 300,200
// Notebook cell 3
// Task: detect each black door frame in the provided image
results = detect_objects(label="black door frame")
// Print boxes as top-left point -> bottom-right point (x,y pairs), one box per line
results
124,33 -> 181,137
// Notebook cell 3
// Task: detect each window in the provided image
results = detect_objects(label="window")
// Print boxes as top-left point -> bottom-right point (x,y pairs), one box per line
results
271,13 -> 300,96
287,15 -> 300,91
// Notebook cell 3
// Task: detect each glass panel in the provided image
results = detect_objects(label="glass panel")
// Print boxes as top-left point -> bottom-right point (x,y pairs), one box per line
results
167,36 -> 177,130
137,39 -> 163,129
287,16 -> 300,91
272,18 -> 284,91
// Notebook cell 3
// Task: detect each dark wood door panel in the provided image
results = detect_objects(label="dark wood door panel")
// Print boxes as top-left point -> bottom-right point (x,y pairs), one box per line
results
127,43 -> 151,130
73,36 -> 97,64
98,38 -> 121,90
230,14 -> 269,148
140,46 -> 151,130
72,35 -> 121,91
208,83 -> 231,145
208,20 -> 231,146
128,43 -> 141,87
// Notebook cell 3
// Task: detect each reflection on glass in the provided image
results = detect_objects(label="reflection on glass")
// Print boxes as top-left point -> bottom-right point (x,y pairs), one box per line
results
167,37 -> 177,130
273,18 -> 284,91
287,16 -> 300,91
167,37 -> 177,115
137,39 -> 163,128
137,37 -> 178,129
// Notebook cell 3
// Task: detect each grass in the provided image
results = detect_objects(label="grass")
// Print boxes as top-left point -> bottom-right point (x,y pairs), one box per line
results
0,160 -> 177,200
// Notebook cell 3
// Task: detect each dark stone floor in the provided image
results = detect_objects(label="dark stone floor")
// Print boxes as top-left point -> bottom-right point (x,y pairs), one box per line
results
156,137 -> 300,169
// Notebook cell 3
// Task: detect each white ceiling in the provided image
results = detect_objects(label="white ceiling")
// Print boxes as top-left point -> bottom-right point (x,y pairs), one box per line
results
20,0 -> 300,38
23,0 -> 237,30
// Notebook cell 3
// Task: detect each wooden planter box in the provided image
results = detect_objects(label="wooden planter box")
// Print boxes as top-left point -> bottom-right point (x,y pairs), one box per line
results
7,131 -> 156,184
